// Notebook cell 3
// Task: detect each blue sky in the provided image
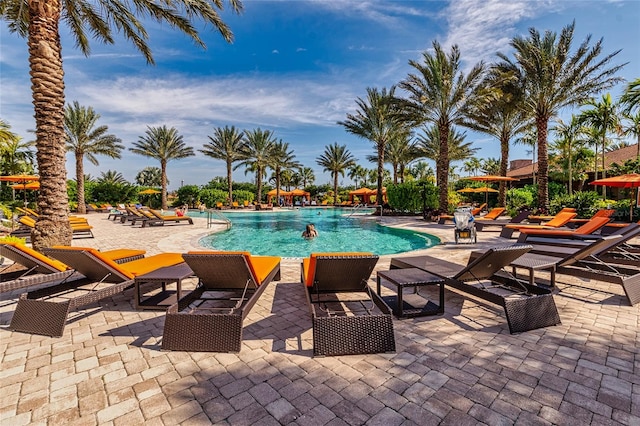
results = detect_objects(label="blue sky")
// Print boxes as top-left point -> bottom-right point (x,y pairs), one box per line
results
1,0 -> 639,189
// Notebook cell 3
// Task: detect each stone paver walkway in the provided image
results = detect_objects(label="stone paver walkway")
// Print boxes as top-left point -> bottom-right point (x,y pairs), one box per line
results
0,210 -> 638,425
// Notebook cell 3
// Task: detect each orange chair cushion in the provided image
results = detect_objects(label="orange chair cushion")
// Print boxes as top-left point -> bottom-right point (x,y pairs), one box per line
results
3,241 -> 68,272
53,246 -> 145,262
520,216 -> 611,236
304,252 -> 374,287
118,253 -> 184,278
479,208 -> 505,220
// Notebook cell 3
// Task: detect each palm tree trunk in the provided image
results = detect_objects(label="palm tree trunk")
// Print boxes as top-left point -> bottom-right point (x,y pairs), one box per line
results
536,117 -> 549,210
437,123 -> 449,212
256,167 -> 263,203
161,160 -> 168,209
29,0 -> 72,250
227,159 -> 233,207
568,141 -> 573,196
275,168 -> 281,206
333,173 -> 339,206
76,153 -> 86,214
377,144 -> 385,206
601,133 -> 607,198
499,136 -> 509,207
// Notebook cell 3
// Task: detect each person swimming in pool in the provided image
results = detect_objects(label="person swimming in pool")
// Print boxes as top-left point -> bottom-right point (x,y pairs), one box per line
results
302,223 -> 318,239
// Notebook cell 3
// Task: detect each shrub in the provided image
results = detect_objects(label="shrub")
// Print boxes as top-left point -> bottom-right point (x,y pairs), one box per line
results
387,181 -> 438,213
198,189 -> 228,207
549,191 -> 602,218
232,190 -> 254,205
506,188 -> 534,217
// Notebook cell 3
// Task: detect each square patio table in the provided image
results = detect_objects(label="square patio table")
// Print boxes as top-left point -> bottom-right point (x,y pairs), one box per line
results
134,262 -> 194,310
377,267 -> 445,318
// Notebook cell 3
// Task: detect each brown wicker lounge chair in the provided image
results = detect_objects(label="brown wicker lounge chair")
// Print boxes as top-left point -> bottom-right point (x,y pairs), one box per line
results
518,233 -> 639,306
161,251 -> 281,352
391,245 -> 561,333
13,215 -> 94,239
301,252 -> 395,356
147,209 -> 194,226
0,242 -> 145,295
9,247 -> 183,337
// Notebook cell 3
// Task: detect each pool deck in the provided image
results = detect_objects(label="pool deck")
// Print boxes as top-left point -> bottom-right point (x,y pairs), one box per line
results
1,210 -> 638,425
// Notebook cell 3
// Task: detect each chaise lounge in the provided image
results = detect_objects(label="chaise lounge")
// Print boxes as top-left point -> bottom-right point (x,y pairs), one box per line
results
10,247 -> 183,337
148,209 -> 194,226
391,245 -> 561,333
301,252 -> 395,356
162,251 -> 281,352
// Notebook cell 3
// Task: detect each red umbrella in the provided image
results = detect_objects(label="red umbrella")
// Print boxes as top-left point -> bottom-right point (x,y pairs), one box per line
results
590,173 -> 640,221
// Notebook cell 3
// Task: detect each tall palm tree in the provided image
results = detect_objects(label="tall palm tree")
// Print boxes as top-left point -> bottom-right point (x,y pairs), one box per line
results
0,135 -> 35,175
400,41 -> 488,211
0,0 -> 242,249
462,158 -> 482,177
269,140 -> 300,205
201,126 -> 244,207
415,125 -> 479,168
237,128 -> 277,203
339,86 -> 403,206
316,143 -> 355,206
348,164 -> 366,188
367,131 -> 418,184
297,167 -> 315,188
130,126 -> 194,209
64,101 -> 123,213
465,72 -> 529,206
494,21 -> 624,209
578,93 -> 620,197
551,116 -> 587,195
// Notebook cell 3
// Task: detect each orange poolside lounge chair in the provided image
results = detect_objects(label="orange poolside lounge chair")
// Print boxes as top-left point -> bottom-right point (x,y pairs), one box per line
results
516,216 -> 612,240
147,209 -> 194,226
476,207 -> 506,221
11,215 -> 94,240
475,209 -> 531,231
500,210 -> 578,238
162,251 -> 281,352
438,203 -> 486,224
301,252 -> 395,356
0,242 -> 144,295
10,247 -> 183,337
526,207 -> 576,223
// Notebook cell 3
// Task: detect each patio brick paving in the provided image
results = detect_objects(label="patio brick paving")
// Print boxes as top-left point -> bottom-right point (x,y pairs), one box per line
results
1,211 -> 638,425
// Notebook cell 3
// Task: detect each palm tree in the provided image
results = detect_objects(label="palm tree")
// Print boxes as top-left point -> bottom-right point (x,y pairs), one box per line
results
578,93 -> 620,196
367,131 -> 417,184
0,0 -> 242,249
399,41 -> 488,211
130,126 -> 194,209
620,78 -> 640,114
97,170 -> 128,185
494,21 -> 624,209
408,161 -> 434,182
339,86 -> 403,206
316,143 -> 356,205
416,125 -> 479,167
465,71 -> 529,206
481,158 -> 500,175
64,101 -> 123,214
0,133 -> 35,175
620,110 -> 640,158
297,167 -> 315,188
551,116 -> 587,195
135,166 -> 163,187
201,126 -> 244,207
269,140 -> 300,205
514,128 -> 538,184
237,128 -> 277,203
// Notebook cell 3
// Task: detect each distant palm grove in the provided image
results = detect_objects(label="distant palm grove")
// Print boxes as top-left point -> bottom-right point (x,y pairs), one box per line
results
0,0 -> 638,250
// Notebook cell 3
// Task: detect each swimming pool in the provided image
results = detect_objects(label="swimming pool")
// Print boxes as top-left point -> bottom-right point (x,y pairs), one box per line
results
197,207 -> 439,258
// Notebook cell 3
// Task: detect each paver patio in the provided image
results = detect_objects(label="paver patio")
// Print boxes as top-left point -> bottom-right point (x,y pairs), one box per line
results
1,211 -> 638,425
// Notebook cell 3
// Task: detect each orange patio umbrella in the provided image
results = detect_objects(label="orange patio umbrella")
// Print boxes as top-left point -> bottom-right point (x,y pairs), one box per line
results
468,176 -> 517,206
590,173 -> 640,221
7,180 -> 40,204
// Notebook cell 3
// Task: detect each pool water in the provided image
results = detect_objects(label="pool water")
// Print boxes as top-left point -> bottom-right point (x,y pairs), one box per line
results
197,208 -> 439,258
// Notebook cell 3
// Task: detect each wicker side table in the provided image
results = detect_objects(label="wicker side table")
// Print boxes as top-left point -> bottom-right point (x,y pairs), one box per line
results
377,267 -> 445,318
134,262 -> 193,310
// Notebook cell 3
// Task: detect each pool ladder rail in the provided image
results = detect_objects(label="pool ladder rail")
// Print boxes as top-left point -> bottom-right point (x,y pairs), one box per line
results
347,203 -> 365,217
206,209 -> 232,229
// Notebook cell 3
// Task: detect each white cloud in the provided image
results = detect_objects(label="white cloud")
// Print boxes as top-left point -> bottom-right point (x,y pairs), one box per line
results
272,49 -> 280,54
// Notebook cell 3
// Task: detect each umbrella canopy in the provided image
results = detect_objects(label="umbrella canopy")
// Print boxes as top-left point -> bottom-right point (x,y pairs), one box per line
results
468,175 -> 518,182
457,188 -> 477,193
139,188 -> 161,195
349,187 -> 372,195
0,174 -> 40,183
473,186 -> 499,193
590,173 -> 640,221
10,182 -> 40,190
